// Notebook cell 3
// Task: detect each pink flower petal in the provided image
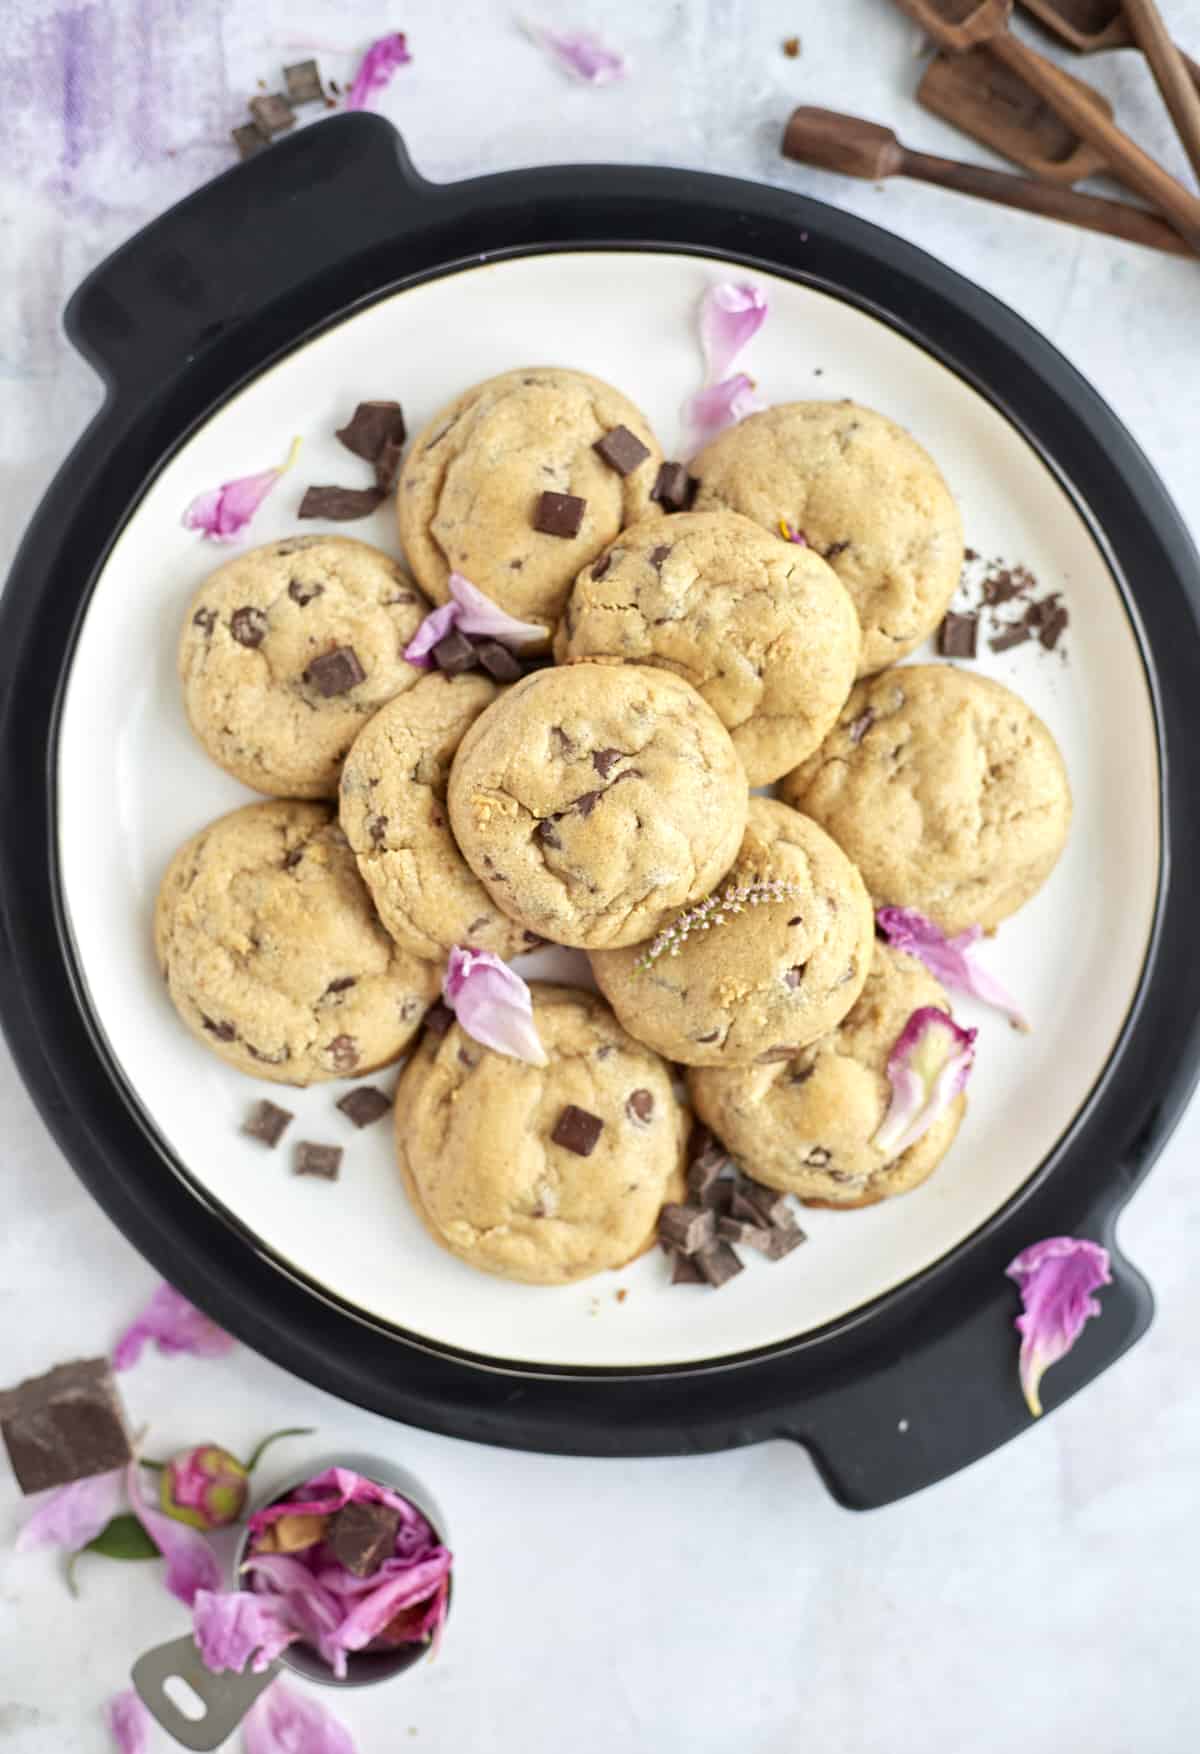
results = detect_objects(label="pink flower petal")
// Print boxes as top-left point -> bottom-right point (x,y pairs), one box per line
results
241,1553 -> 349,1675
1007,1237 -> 1112,1417
403,601 -> 459,669
447,572 -> 547,646
521,21 -> 626,84
872,1006 -> 976,1157
345,32 -> 411,111
336,1550 -> 452,1652
443,947 -> 547,1065
699,282 -> 768,383
247,1468 -> 432,1537
683,373 -> 766,454
127,1463 -> 221,1607
104,1689 -> 153,1754
113,1282 -> 235,1371
16,1466 -> 125,1554
876,906 -> 1029,1031
244,1678 -> 357,1754
193,1588 -> 298,1674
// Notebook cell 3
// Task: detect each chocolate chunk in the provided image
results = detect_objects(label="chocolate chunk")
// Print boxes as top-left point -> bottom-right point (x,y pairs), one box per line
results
823,539 -> 851,560
327,1034 -> 359,1072
284,59 -> 325,104
687,1146 -> 724,1203
590,551 -> 613,582
534,491 -> 586,538
626,1088 -> 654,1124
329,1500 -> 400,1578
288,578 -> 324,606
534,819 -> 561,849
658,1203 -> 716,1255
295,1142 -> 342,1180
1029,596 -> 1069,650
474,638 -> 522,682
717,1216 -> 774,1252
193,607 -> 216,634
231,606 -> 268,648
305,646 -> 366,696
989,623 -> 1032,654
695,1241 -> 744,1288
299,484 -> 387,521
593,425 -> 651,476
848,708 -> 875,745
243,1099 -> 294,1148
432,628 -> 479,675
424,1001 -> 454,1037
248,93 -> 295,137
648,544 -> 672,570
731,1180 -> 792,1229
336,1086 -> 391,1129
233,122 -> 268,159
670,1251 -> 705,1285
650,462 -> 697,512
283,847 -> 304,871
573,789 -> 602,818
374,435 -> 407,494
765,1219 -> 807,1260
336,400 -> 406,464
0,1358 -> 132,1495
783,34 -> 801,56
937,611 -> 978,659
202,1016 -> 237,1042
551,1104 -> 604,1156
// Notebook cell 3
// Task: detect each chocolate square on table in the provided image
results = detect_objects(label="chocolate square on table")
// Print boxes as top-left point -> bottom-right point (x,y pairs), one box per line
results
336,1087 -> 392,1129
374,435 -> 408,493
298,484 -> 387,522
295,1142 -> 343,1180
936,611 -> 978,660
593,425 -> 651,476
232,122 -> 268,159
650,462 -> 698,512
0,1357 -> 132,1495
534,491 -> 586,539
336,400 -> 406,463
284,60 -> 326,105
248,93 -> 295,137
305,646 -> 366,697
244,1099 -> 294,1148
550,1104 -> 604,1156
329,1500 -> 401,1578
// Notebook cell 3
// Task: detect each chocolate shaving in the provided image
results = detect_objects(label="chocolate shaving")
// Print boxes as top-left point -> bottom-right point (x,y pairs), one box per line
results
336,400 -> 406,464
243,1100 -> 294,1148
336,1087 -> 391,1129
374,435 -> 407,494
299,485 -> 387,521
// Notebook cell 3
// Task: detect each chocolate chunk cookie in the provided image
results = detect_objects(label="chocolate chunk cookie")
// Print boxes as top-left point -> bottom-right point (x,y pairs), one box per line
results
339,671 -> 531,962
396,984 -> 687,1284
447,663 -> 747,950
179,536 -> 429,798
589,799 -> 874,1067
688,944 -> 966,1207
154,801 -> 439,1084
554,510 -> 861,784
397,367 -> 662,634
780,665 -> 1072,933
691,402 -> 964,676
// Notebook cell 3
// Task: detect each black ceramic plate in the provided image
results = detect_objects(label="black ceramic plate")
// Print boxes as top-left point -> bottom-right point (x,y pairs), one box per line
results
2,117 -> 1199,1507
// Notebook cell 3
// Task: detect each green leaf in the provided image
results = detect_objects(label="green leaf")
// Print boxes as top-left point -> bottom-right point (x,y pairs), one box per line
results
243,1426 -> 315,1475
64,1514 -> 161,1597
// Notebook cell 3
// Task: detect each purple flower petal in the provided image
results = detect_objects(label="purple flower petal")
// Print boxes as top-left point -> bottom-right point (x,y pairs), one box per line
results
127,1463 -> 221,1607
683,374 -> 767,455
182,439 -> 301,544
1007,1236 -> 1112,1417
443,947 -> 548,1065
244,1678 -> 357,1754
876,906 -> 1029,1031
521,21 -> 626,84
112,1282 -> 235,1371
402,601 -> 459,669
242,1555 -> 348,1676
336,1549 -> 453,1652
699,282 -> 768,383
16,1466 -> 125,1554
104,1689 -> 153,1754
345,32 -> 412,111
448,572 -> 547,646
193,1588 -> 298,1674
872,1005 -> 976,1157
247,1467 -> 431,1536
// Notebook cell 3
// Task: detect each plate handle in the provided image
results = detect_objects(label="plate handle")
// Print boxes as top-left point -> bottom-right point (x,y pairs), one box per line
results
64,115 -> 437,396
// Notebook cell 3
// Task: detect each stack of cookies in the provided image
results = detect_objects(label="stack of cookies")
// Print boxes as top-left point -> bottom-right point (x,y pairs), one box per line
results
157,365 -> 1072,1289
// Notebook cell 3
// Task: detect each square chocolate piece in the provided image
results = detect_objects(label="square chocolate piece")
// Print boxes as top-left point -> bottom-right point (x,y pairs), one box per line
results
336,400 -> 406,464
593,425 -> 651,477
695,1241 -> 744,1289
474,639 -> 523,682
937,611 -> 978,660
0,1358 -> 132,1495
550,1104 -> 604,1156
329,1500 -> 401,1578
650,462 -> 698,512
295,1142 -> 343,1180
669,1250 -> 705,1285
534,491 -> 586,539
658,1203 -> 717,1256
432,628 -> 479,675
232,122 -> 268,160
284,59 -> 325,105
336,1087 -> 391,1129
244,1099 -> 294,1148
305,646 -> 366,697
248,93 -> 295,137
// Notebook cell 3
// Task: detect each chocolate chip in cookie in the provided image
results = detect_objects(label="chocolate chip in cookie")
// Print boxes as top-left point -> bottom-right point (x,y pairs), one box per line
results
593,425 -> 651,476
534,491 -> 586,538
231,607 -> 267,648
551,1104 -> 604,1156
288,578 -> 325,607
431,628 -> 479,675
474,639 -> 523,682
305,646 -> 366,696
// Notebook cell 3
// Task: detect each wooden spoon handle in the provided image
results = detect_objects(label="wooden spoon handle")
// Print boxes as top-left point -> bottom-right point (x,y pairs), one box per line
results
1122,0 -> 1200,183
989,31 -> 1200,248
902,147 -> 1193,254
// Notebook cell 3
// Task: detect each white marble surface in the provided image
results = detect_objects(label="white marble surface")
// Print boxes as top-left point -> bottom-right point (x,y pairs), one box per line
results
2,3 -> 1200,1749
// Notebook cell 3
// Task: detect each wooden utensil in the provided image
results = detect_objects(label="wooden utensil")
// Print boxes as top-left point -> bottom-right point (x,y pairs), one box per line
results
780,106 -> 1192,254
1122,0 -> 1200,181
893,0 -> 1200,247
919,46 -> 1112,183
1018,0 -> 1200,99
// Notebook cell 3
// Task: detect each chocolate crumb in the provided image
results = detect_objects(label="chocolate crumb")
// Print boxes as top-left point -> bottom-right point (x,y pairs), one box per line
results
336,1087 -> 391,1129
326,1034 -> 359,1073
192,607 -> 216,634
244,1100 -> 293,1148
783,35 -> 801,56
592,748 -> 623,778
299,484 -> 387,521
202,1017 -> 237,1042
649,544 -> 672,570
551,1104 -> 604,1156
534,491 -> 586,538
295,1141 -> 342,1180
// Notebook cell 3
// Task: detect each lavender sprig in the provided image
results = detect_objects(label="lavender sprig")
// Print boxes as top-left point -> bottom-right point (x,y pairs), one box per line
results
636,878 -> 805,971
